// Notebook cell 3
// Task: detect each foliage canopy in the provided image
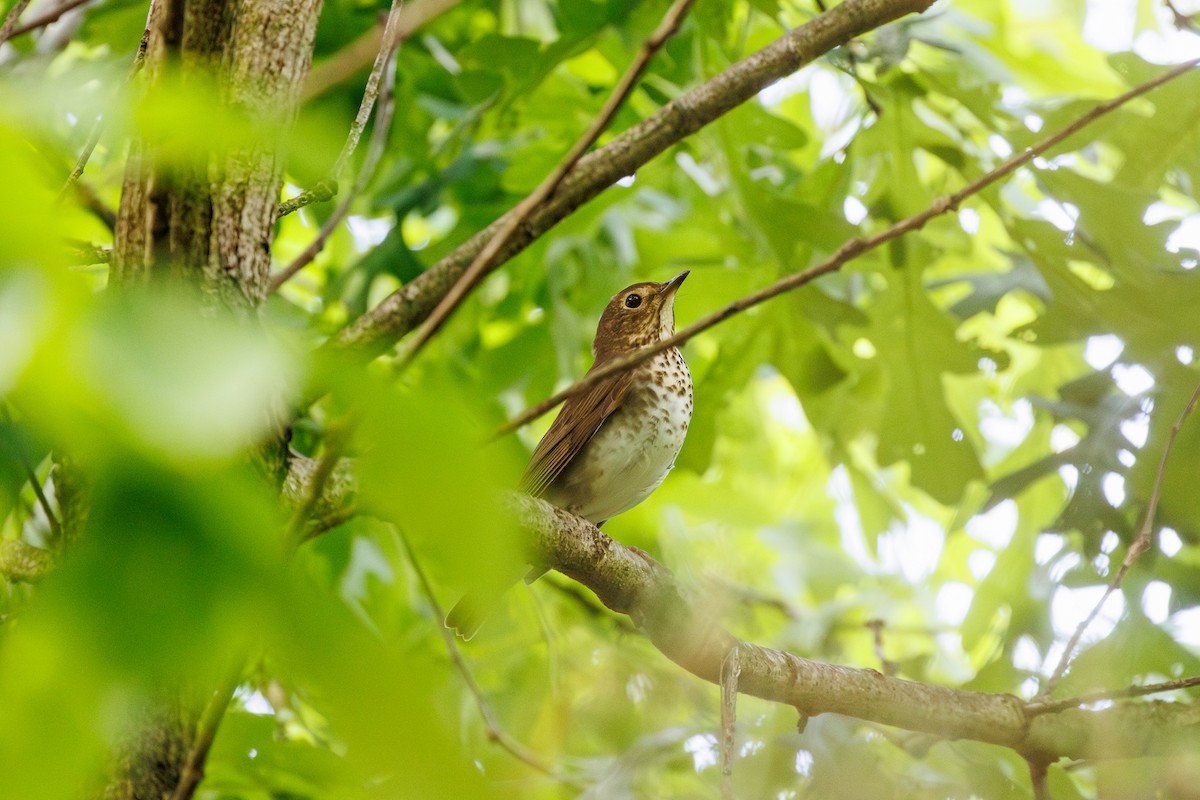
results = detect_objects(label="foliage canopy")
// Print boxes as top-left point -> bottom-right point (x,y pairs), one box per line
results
1,0 -> 1199,797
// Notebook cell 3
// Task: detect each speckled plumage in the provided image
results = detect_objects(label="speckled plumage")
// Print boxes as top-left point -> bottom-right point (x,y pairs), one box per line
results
520,272 -> 693,524
447,272 -> 693,639
544,346 -> 691,523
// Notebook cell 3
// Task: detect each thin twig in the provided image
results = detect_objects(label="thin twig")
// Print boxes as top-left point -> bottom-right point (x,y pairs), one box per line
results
5,0 -> 91,39
393,0 -> 698,369
1,405 -> 61,540
494,56 -> 1200,438
269,0 -> 405,291
333,0 -> 405,180
1040,377 -> 1200,698
720,645 -> 741,800
0,0 -> 33,46
1027,674 -> 1200,716
865,619 -> 898,677
169,669 -> 241,800
395,528 -> 572,782
1165,0 -> 1200,34
58,0 -> 155,199
1028,759 -> 1051,800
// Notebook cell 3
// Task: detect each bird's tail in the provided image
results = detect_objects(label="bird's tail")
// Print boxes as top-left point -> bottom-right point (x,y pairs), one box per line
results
444,565 -> 547,640
445,589 -> 492,641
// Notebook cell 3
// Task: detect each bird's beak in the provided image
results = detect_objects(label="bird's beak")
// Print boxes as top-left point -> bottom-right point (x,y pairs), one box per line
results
663,270 -> 690,296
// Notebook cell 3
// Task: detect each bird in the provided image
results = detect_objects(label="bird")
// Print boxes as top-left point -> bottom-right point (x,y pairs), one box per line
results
446,271 -> 694,639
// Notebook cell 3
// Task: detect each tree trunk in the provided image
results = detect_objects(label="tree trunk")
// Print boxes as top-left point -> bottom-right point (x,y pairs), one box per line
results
113,0 -> 323,309
103,0 -> 322,796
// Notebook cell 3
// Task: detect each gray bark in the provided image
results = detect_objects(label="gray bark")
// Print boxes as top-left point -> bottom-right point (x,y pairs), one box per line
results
103,1 -> 323,797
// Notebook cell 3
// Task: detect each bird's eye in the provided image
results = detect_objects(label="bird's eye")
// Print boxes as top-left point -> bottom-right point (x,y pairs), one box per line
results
625,294 -> 642,309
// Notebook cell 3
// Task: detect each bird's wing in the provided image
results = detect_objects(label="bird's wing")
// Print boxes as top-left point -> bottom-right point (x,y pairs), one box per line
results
519,366 -> 634,498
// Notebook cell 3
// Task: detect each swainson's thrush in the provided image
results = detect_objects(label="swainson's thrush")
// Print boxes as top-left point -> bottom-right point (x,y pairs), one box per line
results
447,271 -> 693,639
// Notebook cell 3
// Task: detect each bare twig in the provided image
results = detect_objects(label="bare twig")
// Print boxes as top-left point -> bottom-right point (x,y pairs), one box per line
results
865,619 -> 898,677
269,0 -> 404,291
1041,377 -> 1200,698
169,670 -> 240,800
720,645 -> 740,800
1027,675 -> 1200,716
1165,0 -> 1200,34
5,0 -> 91,39
395,528 -> 573,782
494,56 -> 1200,438
393,0 -> 697,369
0,0 -> 33,46
1028,759 -> 1051,800
330,0 -> 405,181
58,0 -> 155,199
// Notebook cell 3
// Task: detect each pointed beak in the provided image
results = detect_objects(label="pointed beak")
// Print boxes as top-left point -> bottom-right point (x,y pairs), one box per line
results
663,270 -> 690,296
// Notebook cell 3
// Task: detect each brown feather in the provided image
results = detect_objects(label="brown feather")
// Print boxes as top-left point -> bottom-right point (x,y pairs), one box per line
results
519,362 -> 635,498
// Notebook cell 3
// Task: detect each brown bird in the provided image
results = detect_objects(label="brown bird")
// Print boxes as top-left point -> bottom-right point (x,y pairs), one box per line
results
447,271 -> 693,639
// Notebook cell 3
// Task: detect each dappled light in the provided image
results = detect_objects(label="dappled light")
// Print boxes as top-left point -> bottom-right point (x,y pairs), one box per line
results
2,0 -> 1200,798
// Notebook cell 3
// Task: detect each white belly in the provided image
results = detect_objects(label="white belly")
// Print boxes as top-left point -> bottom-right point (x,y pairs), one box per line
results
548,358 -> 692,524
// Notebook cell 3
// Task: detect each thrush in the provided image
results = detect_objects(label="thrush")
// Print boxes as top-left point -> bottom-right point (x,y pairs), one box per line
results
446,271 -> 693,639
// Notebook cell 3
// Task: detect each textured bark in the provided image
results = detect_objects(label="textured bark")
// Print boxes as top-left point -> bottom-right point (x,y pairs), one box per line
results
513,493 -> 1200,763
328,0 -> 936,358
101,700 -> 197,800
104,0 -> 324,797
283,452 -> 357,536
0,539 -> 53,581
113,0 -> 323,310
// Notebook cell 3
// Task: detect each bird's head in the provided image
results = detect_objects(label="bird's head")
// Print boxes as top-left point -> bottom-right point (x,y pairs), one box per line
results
592,270 -> 689,361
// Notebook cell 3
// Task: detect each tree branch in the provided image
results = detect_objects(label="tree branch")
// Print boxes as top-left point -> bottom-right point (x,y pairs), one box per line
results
168,672 -> 240,800
0,0 -> 33,47
1028,759 -> 1051,800
59,0 -> 154,199
393,0 -> 698,369
1027,675 -> 1200,716
5,0 -> 91,40
326,0 -> 938,358
494,54 -> 1200,438
1040,376 -> 1200,698
512,493 -> 1200,763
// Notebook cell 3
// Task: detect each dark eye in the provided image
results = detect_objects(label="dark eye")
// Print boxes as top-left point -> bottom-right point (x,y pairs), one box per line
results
625,294 -> 642,309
